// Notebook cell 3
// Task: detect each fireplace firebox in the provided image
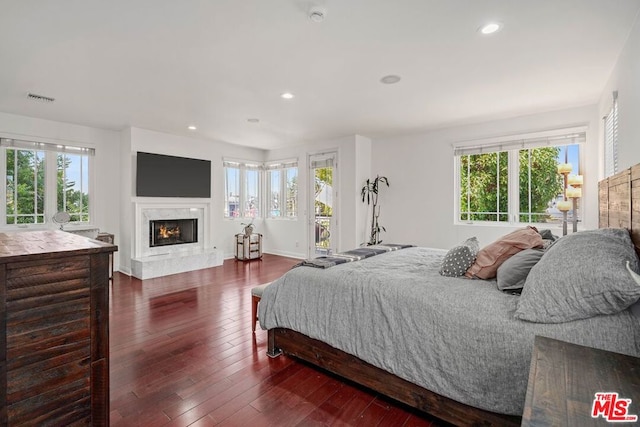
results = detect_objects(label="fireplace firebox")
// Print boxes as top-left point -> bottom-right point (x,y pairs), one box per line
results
149,218 -> 198,248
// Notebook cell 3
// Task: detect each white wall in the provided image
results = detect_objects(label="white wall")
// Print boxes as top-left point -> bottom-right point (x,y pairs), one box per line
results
598,13 -> 640,174
118,128 -> 133,273
372,105 -> 599,250
264,134 -> 371,259
0,111 -> 122,266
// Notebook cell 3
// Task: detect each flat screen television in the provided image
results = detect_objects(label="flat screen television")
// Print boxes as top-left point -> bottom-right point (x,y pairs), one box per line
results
136,152 -> 211,198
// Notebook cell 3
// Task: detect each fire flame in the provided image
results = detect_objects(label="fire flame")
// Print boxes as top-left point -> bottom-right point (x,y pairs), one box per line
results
159,225 -> 180,239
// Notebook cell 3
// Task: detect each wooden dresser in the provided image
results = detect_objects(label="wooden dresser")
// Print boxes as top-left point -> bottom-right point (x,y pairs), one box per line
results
0,230 -> 117,426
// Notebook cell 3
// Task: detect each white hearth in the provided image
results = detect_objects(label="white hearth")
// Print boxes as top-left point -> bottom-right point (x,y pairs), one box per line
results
131,199 -> 222,279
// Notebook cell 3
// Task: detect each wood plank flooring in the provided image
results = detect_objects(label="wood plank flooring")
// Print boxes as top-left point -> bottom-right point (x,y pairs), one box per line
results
109,254 -> 445,426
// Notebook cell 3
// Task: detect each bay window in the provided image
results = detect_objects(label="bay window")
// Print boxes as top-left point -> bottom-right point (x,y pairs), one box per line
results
266,160 -> 298,218
223,160 -> 262,218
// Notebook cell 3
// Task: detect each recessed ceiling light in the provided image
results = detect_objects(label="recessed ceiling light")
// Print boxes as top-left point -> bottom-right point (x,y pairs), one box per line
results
281,92 -> 295,99
247,118 -> 260,123
187,125 -> 197,130
479,22 -> 502,35
380,75 -> 401,85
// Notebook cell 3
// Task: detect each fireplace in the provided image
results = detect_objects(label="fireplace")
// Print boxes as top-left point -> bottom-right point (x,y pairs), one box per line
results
149,218 -> 198,248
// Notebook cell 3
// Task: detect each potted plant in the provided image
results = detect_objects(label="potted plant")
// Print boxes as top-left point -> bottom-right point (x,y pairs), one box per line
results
241,220 -> 254,237
361,175 -> 389,246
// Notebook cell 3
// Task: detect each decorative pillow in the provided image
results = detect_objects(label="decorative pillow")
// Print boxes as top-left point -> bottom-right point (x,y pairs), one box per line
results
515,228 -> 640,323
496,248 -> 545,291
537,229 -> 557,241
537,229 -> 558,249
439,237 -> 479,277
465,227 -> 543,279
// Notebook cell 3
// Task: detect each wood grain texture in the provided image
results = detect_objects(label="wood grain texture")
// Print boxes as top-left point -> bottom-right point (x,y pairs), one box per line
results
599,164 -> 640,256
109,254 -> 442,426
269,328 -> 520,427
0,265 -> 6,426
522,336 -> 640,427
0,230 -> 116,426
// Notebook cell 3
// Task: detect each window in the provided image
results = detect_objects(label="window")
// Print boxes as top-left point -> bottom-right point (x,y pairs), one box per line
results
456,131 -> 584,225
2,138 -> 94,225
58,153 -> 90,222
223,160 -> 262,218
266,160 -> 298,218
5,148 -> 45,224
604,91 -> 618,178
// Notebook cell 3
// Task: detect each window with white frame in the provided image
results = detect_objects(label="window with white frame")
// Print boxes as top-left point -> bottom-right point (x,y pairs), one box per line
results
604,91 -> 618,178
2,138 -> 94,225
456,131 -> 584,225
223,160 -> 262,218
266,160 -> 298,218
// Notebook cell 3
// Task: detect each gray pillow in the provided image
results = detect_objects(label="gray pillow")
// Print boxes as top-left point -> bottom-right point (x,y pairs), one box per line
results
515,228 -> 640,323
496,248 -> 544,291
627,262 -> 640,318
439,237 -> 479,277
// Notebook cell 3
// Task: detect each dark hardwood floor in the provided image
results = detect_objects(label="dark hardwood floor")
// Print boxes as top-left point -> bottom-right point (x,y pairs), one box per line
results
109,254 -> 444,426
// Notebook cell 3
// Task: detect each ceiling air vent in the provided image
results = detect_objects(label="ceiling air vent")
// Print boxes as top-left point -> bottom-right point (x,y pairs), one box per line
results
27,92 -> 55,103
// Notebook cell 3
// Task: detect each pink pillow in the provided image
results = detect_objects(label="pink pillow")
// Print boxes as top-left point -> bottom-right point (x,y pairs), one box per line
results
465,226 -> 543,279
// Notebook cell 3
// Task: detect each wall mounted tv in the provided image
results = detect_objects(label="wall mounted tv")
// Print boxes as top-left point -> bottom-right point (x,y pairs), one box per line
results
136,152 -> 211,198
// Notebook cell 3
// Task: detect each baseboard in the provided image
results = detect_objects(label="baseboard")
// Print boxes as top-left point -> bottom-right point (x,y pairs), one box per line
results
263,249 -> 305,259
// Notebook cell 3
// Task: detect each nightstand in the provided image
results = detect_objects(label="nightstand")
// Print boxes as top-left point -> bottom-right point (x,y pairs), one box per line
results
235,233 -> 262,261
522,336 -> 640,426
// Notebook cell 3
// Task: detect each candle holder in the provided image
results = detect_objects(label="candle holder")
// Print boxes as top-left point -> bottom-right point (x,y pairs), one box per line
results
567,177 -> 583,233
556,163 -> 572,236
556,161 -> 583,236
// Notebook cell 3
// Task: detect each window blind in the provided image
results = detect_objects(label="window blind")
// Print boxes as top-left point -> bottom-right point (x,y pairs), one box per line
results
265,159 -> 298,170
0,138 -> 95,155
604,91 -> 619,178
453,131 -> 586,157
223,159 -> 263,170
310,157 -> 334,168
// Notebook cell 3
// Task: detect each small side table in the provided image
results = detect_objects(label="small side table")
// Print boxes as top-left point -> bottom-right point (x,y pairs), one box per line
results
96,232 -> 115,280
235,233 -> 262,261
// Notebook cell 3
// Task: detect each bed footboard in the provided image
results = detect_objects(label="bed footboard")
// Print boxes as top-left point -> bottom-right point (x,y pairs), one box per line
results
268,327 -> 521,427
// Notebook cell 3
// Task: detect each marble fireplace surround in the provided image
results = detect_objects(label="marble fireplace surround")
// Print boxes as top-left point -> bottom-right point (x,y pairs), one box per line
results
132,200 -> 221,279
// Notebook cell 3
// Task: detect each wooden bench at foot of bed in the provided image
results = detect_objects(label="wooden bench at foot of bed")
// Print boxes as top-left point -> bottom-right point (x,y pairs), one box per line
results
267,328 -> 521,427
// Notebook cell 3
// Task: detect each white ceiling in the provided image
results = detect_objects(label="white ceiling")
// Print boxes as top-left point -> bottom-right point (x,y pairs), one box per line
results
0,0 -> 638,150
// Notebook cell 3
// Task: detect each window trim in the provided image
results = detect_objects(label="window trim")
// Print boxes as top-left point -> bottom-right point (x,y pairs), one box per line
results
1,137 -> 95,227
453,128 -> 586,226
223,159 -> 264,219
265,159 -> 298,219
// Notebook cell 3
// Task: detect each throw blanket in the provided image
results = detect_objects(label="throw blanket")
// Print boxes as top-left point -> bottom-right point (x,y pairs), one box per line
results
294,243 -> 414,269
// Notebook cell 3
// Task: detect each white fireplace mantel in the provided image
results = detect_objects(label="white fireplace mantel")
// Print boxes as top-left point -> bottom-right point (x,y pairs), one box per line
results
131,198 -> 221,279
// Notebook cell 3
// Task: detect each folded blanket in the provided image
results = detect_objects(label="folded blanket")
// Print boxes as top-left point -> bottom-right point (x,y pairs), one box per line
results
294,243 -> 414,269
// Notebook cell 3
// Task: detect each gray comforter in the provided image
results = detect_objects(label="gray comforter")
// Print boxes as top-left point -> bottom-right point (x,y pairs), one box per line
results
259,247 -> 640,416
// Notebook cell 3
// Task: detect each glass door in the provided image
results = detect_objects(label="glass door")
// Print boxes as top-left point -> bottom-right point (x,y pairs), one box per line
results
309,153 -> 337,257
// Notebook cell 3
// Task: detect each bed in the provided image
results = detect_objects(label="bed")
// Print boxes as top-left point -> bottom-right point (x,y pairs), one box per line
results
259,163 -> 640,426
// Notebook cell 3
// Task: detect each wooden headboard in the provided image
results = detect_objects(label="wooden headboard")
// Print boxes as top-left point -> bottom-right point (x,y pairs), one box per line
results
599,163 -> 640,256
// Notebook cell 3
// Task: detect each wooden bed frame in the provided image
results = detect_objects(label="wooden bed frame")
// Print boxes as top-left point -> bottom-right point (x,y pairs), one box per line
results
267,162 -> 640,427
